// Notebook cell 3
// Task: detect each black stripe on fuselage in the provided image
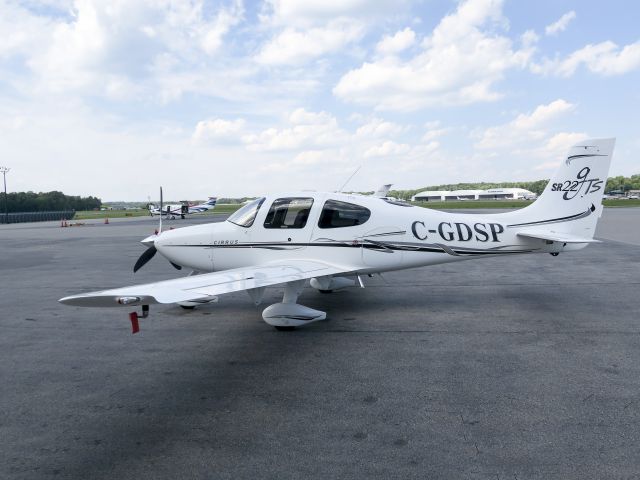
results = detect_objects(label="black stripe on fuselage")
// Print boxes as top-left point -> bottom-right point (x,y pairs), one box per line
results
506,204 -> 595,228
164,241 -> 536,256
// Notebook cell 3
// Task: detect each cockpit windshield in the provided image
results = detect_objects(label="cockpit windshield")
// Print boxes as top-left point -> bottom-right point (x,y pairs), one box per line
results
227,197 -> 265,227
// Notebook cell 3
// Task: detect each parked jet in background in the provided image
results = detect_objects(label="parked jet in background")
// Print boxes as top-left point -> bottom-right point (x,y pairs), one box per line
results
149,197 -> 217,219
61,139 -> 615,333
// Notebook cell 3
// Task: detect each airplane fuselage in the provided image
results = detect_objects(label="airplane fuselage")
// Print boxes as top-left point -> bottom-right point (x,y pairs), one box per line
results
153,191 -> 573,275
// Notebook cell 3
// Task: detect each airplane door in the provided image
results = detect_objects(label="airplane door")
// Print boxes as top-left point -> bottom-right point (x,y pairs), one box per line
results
362,225 -> 404,270
254,197 -> 316,253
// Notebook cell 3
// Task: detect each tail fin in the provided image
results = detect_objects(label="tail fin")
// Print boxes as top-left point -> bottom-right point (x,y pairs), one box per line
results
501,138 -> 615,241
374,184 -> 393,198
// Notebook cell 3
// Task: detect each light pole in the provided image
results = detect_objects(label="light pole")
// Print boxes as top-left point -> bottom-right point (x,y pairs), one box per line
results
0,166 -> 9,225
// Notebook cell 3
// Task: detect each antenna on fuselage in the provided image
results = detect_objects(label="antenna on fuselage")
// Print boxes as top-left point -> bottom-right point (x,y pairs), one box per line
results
337,165 -> 362,193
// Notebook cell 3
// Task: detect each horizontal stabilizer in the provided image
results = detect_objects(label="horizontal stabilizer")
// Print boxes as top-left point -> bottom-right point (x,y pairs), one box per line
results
517,230 -> 601,244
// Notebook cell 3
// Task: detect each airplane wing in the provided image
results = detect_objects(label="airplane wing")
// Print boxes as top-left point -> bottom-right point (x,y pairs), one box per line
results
517,230 -> 601,244
59,259 -> 354,308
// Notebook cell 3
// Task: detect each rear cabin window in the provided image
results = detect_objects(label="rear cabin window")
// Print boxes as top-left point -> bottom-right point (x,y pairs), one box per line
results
263,197 -> 314,229
318,200 -> 371,228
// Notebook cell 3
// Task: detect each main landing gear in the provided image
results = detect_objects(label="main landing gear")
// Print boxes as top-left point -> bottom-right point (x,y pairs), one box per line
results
262,280 -> 326,331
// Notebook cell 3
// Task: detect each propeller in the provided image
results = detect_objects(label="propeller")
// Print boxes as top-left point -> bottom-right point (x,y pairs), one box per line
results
133,245 -> 157,273
132,187 -> 182,273
159,186 -> 163,234
132,245 -> 182,273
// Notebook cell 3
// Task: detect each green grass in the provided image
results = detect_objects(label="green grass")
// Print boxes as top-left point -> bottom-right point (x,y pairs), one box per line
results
209,204 -> 242,214
73,204 -> 243,220
74,209 -> 150,219
73,199 -> 639,219
602,198 -> 640,207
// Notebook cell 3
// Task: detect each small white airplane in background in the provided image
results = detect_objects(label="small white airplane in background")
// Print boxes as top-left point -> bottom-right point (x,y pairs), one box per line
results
371,183 -> 409,204
149,197 -> 217,219
61,138 -> 615,333
373,184 -> 393,198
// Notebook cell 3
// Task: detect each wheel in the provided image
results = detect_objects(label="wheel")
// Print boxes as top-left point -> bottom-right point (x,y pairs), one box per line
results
274,326 -> 296,331
318,289 -> 333,294
180,305 -> 196,310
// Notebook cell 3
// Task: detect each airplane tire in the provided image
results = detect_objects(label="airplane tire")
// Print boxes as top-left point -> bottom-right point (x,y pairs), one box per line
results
318,289 -> 333,294
274,326 -> 296,331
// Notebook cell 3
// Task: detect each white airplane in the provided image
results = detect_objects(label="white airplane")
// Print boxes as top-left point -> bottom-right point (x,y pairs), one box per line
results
149,197 -> 217,219
373,184 -> 393,198
60,138 -> 615,333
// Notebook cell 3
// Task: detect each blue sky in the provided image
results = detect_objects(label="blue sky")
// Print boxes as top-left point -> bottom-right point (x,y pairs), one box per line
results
1,0 -> 638,200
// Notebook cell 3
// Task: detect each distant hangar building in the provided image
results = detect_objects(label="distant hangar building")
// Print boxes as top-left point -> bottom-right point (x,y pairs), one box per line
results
411,187 -> 537,202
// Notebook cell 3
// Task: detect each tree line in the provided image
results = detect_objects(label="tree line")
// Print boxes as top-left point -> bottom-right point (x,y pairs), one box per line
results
0,191 -> 101,213
389,174 -> 640,200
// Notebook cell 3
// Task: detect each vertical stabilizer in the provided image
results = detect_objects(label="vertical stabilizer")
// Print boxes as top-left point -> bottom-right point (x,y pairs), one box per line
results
500,138 -> 615,240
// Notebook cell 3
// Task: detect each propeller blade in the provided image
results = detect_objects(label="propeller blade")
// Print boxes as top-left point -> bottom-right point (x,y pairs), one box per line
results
169,261 -> 182,270
133,246 -> 157,273
159,186 -> 163,234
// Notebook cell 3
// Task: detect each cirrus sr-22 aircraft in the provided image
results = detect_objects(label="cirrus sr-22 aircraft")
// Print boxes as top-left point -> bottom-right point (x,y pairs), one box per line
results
60,138 -> 615,332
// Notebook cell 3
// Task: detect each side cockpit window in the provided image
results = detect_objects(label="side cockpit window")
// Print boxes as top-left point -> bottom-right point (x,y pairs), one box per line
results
264,198 -> 314,229
227,197 -> 265,228
318,200 -> 371,229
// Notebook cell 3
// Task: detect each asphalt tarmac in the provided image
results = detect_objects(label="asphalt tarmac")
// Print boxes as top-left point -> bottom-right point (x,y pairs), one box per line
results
1,209 -> 639,479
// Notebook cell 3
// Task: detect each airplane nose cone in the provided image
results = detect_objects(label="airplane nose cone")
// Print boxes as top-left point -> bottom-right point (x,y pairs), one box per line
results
141,234 -> 157,247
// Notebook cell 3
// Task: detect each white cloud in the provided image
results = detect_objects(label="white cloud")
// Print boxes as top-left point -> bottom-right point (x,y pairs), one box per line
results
375,27 -> 416,56
200,1 -> 245,54
532,40 -> 640,77
521,29 -> 539,48
255,19 -> 364,66
0,3 -> 54,60
545,11 -> 575,36
288,108 -> 335,125
421,127 -> 448,142
355,117 -> 405,138
475,99 -> 576,149
532,132 -> 589,171
472,100 -> 589,175
261,0 -> 402,27
334,0 -> 535,111
243,108 -> 348,151
364,140 -> 411,158
25,0 -> 244,95
192,118 -> 246,143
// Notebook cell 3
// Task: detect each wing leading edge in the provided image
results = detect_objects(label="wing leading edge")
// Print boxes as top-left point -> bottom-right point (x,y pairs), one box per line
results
59,259 -> 354,308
